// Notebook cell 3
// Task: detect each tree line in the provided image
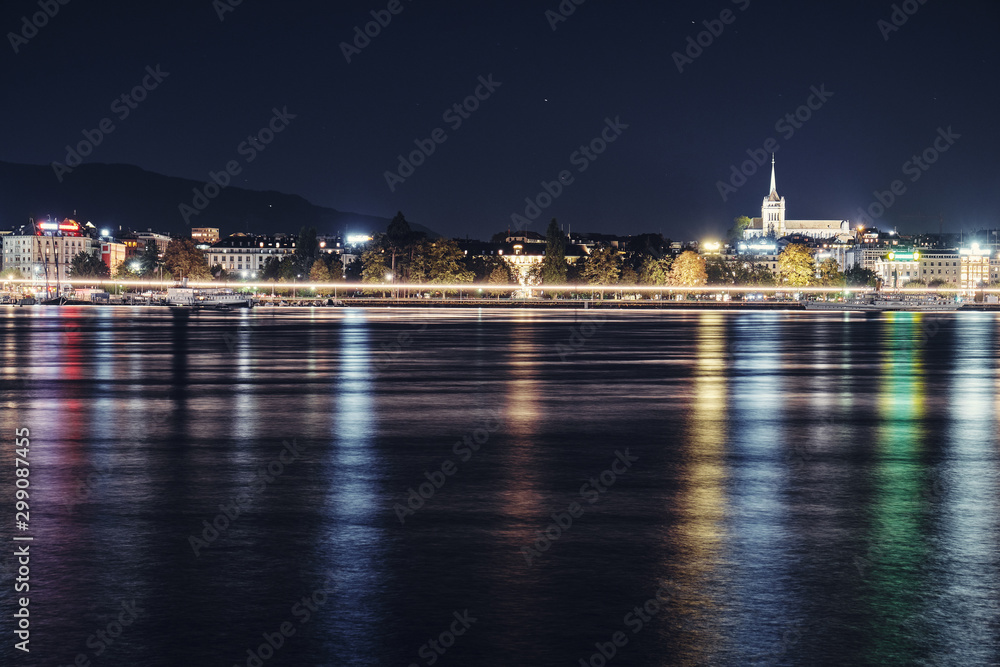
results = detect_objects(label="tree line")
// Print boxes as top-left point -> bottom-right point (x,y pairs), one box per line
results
53,214 -> 892,290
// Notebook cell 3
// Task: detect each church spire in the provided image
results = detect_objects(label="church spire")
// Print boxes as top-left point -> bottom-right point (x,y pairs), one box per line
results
769,154 -> 777,195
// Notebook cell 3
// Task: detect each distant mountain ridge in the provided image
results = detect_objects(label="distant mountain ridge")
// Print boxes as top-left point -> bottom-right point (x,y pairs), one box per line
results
0,161 -> 436,239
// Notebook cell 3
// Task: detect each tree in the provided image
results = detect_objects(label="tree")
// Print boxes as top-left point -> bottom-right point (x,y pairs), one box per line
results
670,251 -> 707,287
486,259 -> 516,297
728,215 -> 754,241
639,256 -> 672,286
67,252 -> 110,279
260,257 -> 281,281
0,268 -> 25,281
424,239 -> 474,284
113,260 -> 140,279
581,246 -> 621,284
468,255 -> 515,284
488,261 -> 516,285
162,237 -> 211,280
777,244 -> 816,287
541,218 -> 568,285
817,257 -> 843,286
139,239 -> 161,275
386,211 -> 411,281
525,263 -> 543,287
407,241 -> 431,284
309,260 -> 333,282
344,257 -> 364,282
844,265 -> 878,288
619,267 -> 639,286
705,256 -> 733,285
361,249 -> 389,283
581,246 -> 621,298
294,227 -> 319,274
732,261 -> 775,286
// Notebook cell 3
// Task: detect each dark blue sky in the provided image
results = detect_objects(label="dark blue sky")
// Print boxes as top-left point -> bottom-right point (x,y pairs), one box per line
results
1,0 -> 997,239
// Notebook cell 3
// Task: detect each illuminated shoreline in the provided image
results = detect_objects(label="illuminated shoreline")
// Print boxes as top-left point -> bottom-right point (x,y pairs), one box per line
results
4,278 -> 1000,295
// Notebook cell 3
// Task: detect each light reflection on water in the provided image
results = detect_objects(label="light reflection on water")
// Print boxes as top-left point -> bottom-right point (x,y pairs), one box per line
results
0,307 -> 998,666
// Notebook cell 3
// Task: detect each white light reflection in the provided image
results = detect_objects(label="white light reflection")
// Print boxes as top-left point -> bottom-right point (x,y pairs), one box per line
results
935,313 -> 1000,660
726,312 -> 796,660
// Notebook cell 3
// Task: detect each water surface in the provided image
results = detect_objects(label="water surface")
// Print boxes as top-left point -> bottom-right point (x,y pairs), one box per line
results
1,307 -> 998,666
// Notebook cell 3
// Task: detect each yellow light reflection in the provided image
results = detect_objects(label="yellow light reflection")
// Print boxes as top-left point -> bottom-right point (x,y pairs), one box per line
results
670,311 -> 728,661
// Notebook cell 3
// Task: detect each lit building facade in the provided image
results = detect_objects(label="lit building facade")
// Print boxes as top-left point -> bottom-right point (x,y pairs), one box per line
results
959,244 -> 993,291
101,242 -> 128,273
734,238 -> 779,273
191,228 -> 220,244
2,220 -> 97,283
875,250 -> 924,288
137,231 -> 171,257
205,234 -> 297,275
871,249 -> 994,288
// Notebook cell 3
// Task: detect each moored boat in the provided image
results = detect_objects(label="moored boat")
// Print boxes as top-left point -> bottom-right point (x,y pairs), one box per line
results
166,288 -> 253,309
801,297 -> 961,312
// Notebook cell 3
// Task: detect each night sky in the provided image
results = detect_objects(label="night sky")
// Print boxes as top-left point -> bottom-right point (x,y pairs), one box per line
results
2,0 -> 997,240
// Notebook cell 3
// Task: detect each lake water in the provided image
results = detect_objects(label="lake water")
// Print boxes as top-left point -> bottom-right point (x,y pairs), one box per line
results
1,307 -> 998,666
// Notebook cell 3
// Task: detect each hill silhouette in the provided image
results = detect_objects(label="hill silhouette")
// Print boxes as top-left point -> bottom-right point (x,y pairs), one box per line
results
0,161 -> 437,239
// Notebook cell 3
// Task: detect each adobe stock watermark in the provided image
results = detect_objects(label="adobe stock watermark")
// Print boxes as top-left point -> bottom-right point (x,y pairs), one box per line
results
902,311 -> 950,352
854,126 -> 959,227
340,0 -> 414,64
716,84 -> 834,202
51,65 -> 171,183
393,413 -> 503,524
384,74 -> 502,192
407,610 -> 478,667
878,0 -> 930,42
214,0 -> 245,22
231,570 -> 338,667
555,311 -> 608,361
672,0 -> 751,74
784,414 -> 835,472
508,116 -> 629,231
179,106 -> 297,225
57,599 -> 145,667
222,318 -> 258,353
374,319 -> 428,371
520,449 -> 639,565
188,439 -> 307,556
577,580 -> 689,667
67,442 -> 142,510
67,392 -> 177,510
545,0 -> 586,31
747,624 -> 805,666
7,0 -> 71,55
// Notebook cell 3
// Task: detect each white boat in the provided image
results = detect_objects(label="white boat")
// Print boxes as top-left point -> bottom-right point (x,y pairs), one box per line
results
166,288 -> 252,309
801,297 -> 960,312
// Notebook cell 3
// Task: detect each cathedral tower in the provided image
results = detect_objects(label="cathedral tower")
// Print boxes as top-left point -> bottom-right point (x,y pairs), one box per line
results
761,156 -> 786,237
